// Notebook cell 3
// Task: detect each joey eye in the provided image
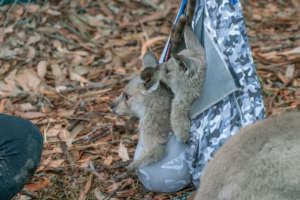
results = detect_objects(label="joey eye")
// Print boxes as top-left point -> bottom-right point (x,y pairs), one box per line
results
173,54 -> 187,72
165,67 -> 169,74
178,60 -> 187,72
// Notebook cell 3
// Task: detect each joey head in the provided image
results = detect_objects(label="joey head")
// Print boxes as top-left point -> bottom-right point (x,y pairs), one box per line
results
110,51 -> 173,171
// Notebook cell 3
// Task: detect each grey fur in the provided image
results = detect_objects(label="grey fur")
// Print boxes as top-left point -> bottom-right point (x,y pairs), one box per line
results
141,25 -> 206,142
110,60 -> 173,171
194,112 -> 300,200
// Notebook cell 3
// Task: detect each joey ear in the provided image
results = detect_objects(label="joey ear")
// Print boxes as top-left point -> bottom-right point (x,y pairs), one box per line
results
183,24 -> 204,51
173,54 -> 196,77
141,67 -> 157,90
141,67 -> 155,82
142,51 -> 158,69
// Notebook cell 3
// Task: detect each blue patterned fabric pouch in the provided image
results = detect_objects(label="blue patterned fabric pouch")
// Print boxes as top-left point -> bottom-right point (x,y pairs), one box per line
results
164,0 -> 266,193
135,0 -> 265,193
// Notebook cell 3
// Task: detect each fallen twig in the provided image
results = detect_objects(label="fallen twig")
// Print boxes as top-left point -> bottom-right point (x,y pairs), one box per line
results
268,77 -> 295,114
68,142 -> 107,151
89,129 -> 111,143
58,77 -> 134,94
78,174 -> 93,200
260,45 -> 295,53
141,36 -> 168,56
81,161 -> 105,181
0,91 -> 31,100
43,32 -> 80,47
21,189 -> 38,199
252,35 -> 300,42
58,81 -> 118,93
103,186 -> 121,200
59,22 -> 90,42
60,141 -> 75,171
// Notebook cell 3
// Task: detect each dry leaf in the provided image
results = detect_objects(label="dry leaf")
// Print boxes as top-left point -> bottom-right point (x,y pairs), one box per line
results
73,65 -> 90,75
42,147 -> 63,156
107,182 -> 121,193
26,46 -> 36,62
46,124 -> 62,137
141,36 -> 167,56
82,14 -> 108,27
114,67 -> 127,75
3,69 -> 19,93
0,46 -> 16,59
118,141 -> 129,161
70,150 -> 80,162
28,4 -> 40,13
78,156 -> 99,168
18,112 -> 46,119
94,188 -> 106,200
69,123 -> 85,145
103,155 -> 113,166
26,34 -> 41,45
18,103 -> 36,112
16,69 -> 41,92
280,47 -> 300,55
0,82 -> 12,95
57,109 -> 74,117
37,157 -> 52,172
0,62 -> 11,76
19,195 -> 31,200
24,178 -> 51,192
69,71 -> 89,83
78,174 -> 93,200
51,64 -> 62,78
37,26 -> 58,34
73,50 -> 90,56
37,60 -> 48,78
59,128 -> 71,144
0,99 -> 6,113
51,64 -> 66,86
285,65 -> 295,79
49,159 -> 65,168
71,55 -> 84,66
292,0 -> 300,6
0,28 -> 4,43
46,8 -> 61,16
68,15 -> 89,38
55,85 -> 68,92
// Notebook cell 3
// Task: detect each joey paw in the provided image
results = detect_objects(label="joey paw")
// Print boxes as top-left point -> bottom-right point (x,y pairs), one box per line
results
175,132 -> 189,143
126,162 -> 138,172
173,121 -> 190,143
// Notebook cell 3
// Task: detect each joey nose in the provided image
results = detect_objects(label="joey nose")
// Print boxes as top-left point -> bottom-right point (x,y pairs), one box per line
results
110,103 -> 117,114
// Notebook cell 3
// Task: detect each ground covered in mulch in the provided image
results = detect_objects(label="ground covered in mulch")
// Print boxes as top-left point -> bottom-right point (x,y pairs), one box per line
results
0,0 -> 299,199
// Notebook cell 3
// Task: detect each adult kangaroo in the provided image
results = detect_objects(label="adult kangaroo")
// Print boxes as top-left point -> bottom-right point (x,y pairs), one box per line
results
194,112 -> 300,200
